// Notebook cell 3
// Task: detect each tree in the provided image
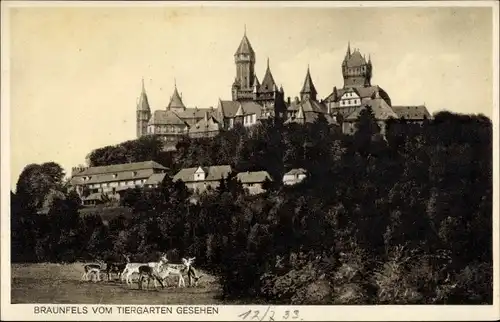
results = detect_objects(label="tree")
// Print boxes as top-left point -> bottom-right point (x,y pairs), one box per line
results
15,162 -> 66,212
353,106 -> 381,157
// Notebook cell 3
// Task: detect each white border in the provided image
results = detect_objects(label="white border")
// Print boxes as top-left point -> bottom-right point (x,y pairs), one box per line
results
1,1 -> 499,321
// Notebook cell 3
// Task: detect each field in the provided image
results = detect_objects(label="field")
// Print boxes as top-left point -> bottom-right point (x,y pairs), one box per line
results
11,263 -> 225,305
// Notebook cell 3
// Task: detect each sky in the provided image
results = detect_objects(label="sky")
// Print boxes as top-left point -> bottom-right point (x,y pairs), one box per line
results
6,3 -> 495,191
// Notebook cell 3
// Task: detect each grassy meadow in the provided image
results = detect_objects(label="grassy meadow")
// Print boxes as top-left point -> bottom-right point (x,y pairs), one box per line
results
11,263 -> 224,305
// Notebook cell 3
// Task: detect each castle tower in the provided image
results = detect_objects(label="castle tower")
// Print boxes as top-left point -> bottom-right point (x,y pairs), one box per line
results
342,43 -> 372,88
232,27 -> 256,101
255,58 -> 286,120
300,65 -> 318,101
136,78 -> 151,138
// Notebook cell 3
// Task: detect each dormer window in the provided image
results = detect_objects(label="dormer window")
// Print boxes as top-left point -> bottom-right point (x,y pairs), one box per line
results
132,171 -> 138,177
113,174 -> 118,179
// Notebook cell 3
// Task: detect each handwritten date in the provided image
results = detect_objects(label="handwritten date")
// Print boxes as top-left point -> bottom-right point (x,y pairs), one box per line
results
237,307 -> 301,321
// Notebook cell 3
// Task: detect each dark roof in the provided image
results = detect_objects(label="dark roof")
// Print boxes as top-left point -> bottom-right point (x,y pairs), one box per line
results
235,34 -> 255,56
285,110 -> 335,125
188,114 -> 223,134
219,100 -> 263,118
74,161 -> 167,177
145,173 -> 167,185
344,49 -> 367,67
345,98 -> 399,121
73,169 -> 155,185
260,61 -> 277,92
175,108 -> 215,121
287,98 -> 328,114
173,165 -> 232,183
300,67 -> 317,96
149,110 -> 188,126
167,86 -> 186,110
237,171 -> 272,184
392,105 -> 431,120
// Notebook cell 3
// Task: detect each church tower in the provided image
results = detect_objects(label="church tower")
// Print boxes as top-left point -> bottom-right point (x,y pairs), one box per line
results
300,65 -> 318,101
232,27 -> 256,101
136,78 -> 151,138
342,42 -> 372,88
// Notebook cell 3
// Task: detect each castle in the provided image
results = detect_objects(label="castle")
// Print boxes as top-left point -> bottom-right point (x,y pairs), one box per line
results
136,30 -> 430,144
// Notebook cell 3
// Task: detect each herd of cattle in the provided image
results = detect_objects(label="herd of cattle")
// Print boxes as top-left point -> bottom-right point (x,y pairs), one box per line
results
81,254 -> 202,290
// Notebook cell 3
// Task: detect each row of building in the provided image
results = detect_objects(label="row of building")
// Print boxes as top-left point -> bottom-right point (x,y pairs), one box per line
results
135,30 -> 431,148
70,161 -> 307,206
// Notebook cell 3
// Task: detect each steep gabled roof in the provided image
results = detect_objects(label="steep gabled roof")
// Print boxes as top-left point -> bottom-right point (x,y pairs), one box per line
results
219,100 -> 242,118
300,66 -> 317,97
167,85 -> 186,110
260,59 -> 276,92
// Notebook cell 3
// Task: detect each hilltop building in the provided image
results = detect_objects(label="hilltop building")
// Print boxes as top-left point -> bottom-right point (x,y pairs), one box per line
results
323,43 -> 430,134
173,165 -> 232,193
136,34 -> 431,143
69,161 -> 168,205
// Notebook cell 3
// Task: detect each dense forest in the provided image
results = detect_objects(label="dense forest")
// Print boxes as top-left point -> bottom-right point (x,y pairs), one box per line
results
11,108 -> 493,304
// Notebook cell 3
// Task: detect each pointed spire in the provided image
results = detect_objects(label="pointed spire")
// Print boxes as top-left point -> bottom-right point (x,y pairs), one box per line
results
260,58 -> 276,92
244,24 -> 246,36
235,29 -> 255,56
300,65 -> 317,101
167,81 -> 186,110
137,78 -> 150,111
346,41 -> 351,57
